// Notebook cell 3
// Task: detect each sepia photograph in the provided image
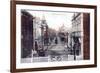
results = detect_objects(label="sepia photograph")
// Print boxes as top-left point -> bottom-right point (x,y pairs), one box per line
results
21,9 -> 90,63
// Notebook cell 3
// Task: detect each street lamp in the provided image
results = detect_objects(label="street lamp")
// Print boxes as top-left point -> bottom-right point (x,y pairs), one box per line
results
41,15 -> 49,51
73,33 -> 76,60
41,24 -> 44,50
71,31 -> 76,60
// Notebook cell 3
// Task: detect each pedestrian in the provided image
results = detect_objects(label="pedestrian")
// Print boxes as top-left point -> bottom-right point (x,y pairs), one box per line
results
55,37 -> 58,44
35,41 -> 38,53
38,45 -> 45,57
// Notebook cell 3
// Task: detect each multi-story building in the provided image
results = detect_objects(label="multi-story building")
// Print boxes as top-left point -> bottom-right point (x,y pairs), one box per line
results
21,10 -> 34,58
71,13 -> 90,60
32,15 -> 49,56
21,10 -> 51,58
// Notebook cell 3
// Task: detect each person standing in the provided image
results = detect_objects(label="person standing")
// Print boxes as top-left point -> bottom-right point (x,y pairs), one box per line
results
55,37 -> 58,44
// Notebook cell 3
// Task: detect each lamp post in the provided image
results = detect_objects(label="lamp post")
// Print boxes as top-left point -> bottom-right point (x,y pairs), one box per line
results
41,15 -> 48,51
73,35 -> 76,60
41,24 -> 44,50
45,25 -> 48,50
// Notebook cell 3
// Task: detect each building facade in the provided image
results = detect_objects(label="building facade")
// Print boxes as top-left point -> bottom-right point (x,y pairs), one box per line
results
32,15 -> 49,57
71,13 -> 90,60
21,10 -> 33,58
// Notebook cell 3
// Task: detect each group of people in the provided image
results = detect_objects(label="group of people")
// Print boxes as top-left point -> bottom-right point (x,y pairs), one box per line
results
32,41 -> 45,57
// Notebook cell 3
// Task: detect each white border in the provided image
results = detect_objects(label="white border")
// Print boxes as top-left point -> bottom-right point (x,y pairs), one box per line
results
16,5 -> 94,69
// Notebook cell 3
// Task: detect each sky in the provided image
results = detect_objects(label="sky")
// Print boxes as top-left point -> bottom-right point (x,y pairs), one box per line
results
27,10 -> 74,31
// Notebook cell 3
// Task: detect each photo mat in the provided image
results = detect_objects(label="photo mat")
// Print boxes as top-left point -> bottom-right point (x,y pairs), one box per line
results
16,4 -> 95,69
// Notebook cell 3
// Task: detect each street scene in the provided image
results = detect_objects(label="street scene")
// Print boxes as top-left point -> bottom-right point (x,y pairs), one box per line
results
21,9 -> 90,63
